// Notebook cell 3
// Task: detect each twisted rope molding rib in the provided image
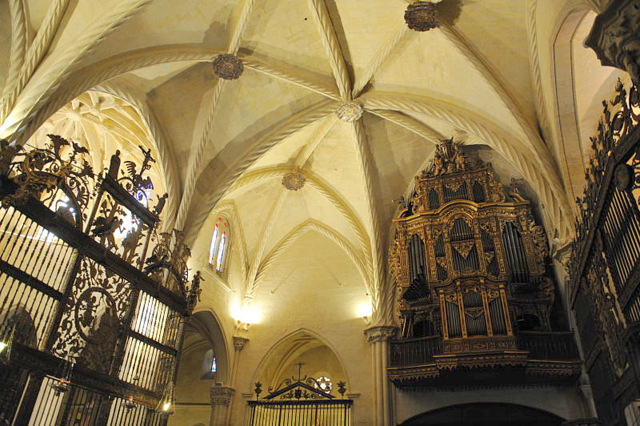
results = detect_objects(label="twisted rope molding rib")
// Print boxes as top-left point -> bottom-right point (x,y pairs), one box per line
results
364,95 -> 573,240
226,165 -> 372,274
352,120 -> 387,324
439,22 -> 559,181
182,101 -> 337,245
95,83 -> 182,230
229,0 -> 255,54
294,115 -> 338,167
4,0 -> 71,122
11,47 -> 226,145
176,80 -> 227,229
369,109 -> 443,144
353,24 -> 409,98
243,190 -> 289,299
255,220 -> 372,296
2,0 -> 28,122
8,0 -> 151,142
308,0 -> 352,100
241,58 -> 341,101
305,173 -> 374,274
526,0 -> 552,142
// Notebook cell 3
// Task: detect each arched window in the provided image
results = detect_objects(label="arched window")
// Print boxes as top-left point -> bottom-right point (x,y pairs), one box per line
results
209,218 -> 230,273
202,348 -> 217,380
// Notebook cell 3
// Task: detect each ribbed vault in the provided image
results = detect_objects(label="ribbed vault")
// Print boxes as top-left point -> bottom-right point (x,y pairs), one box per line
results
0,0 -> 613,325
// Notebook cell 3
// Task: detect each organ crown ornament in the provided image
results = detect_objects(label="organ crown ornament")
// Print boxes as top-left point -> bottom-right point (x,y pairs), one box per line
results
404,1 -> 440,32
212,54 -> 244,80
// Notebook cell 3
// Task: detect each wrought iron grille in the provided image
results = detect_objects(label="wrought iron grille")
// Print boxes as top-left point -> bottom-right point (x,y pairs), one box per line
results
0,136 -> 198,425
248,374 -> 352,426
569,80 -> 640,424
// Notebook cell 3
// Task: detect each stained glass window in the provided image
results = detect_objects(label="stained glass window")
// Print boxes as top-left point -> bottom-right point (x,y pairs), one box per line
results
216,233 -> 226,272
211,357 -> 217,373
209,225 -> 219,265
208,219 -> 230,273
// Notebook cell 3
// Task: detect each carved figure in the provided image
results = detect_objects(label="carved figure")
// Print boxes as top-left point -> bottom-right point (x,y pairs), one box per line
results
108,150 -> 121,179
154,193 -> 168,216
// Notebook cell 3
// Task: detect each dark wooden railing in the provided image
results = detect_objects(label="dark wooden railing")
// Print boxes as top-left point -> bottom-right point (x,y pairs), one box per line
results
389,335 -> 442,367
517,331 -> 580,361
389,331 -> 580,368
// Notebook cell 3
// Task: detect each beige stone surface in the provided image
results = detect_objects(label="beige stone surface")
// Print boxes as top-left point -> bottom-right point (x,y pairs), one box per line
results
0,0 -> 617,423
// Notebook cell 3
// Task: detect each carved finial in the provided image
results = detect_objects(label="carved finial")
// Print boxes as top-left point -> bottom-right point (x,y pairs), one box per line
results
425,137 -> 469,176
154,193 -> 168,216
187,271 -> 203,312
108,150 -> 121,179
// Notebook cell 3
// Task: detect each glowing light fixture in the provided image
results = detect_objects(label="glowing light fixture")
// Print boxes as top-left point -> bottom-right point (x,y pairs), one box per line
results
357,301 -> 373,324
157,382 -> 175,416
232,299 -> 261,330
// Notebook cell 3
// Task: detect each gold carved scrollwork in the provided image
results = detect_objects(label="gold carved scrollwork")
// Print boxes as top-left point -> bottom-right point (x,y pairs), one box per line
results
391,139 -> 557,370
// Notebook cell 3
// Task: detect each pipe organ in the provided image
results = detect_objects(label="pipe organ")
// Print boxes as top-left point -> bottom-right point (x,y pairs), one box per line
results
388,140 -> 579,384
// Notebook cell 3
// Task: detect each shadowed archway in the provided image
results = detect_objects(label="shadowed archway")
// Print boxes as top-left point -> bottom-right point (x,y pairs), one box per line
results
401,402 -> 565,426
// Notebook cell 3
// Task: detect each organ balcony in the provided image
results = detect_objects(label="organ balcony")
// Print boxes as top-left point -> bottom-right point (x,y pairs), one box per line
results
387,139 -> 582,388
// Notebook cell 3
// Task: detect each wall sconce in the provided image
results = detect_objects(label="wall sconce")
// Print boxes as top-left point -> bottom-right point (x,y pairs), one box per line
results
232,301 -> 261,331
236,320 -> 252,331
357,302 -> 373,325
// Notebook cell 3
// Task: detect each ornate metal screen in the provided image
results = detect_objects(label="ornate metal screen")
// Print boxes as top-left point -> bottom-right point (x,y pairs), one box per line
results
0,136 -> 198,425
569,80 -> 640,424
248,374 -> 352,426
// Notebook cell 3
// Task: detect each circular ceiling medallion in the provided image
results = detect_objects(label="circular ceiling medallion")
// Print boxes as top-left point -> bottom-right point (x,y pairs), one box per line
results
404,1 -> 439,32
282,172 -> 306,191
336,102 -> 364,123
212,54 -> 244,80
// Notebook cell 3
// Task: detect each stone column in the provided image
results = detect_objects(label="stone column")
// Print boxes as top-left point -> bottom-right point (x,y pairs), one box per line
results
585,0 -> 640,83
222,336 -> 248,425
209,384 -> 235,426
365,326 -> 397,426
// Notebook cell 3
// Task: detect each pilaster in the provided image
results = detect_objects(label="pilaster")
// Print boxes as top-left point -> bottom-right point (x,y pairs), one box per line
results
209,385 -> 235,426
365,326 -> 397,426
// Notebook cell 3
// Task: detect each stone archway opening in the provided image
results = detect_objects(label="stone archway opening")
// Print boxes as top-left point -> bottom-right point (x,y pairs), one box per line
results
401,402 -> 565,426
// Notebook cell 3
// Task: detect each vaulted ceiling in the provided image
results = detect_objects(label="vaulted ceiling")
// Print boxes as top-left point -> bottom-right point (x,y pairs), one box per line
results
0,0 -> 615,324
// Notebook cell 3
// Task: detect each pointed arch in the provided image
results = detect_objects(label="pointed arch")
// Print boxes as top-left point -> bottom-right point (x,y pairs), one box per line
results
255,219 -> 371,296
250,328 -> 351,391
187,309 -> 231,385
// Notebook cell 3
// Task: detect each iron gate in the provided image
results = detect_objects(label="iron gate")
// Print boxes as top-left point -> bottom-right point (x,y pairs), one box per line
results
0,136 -> 198,425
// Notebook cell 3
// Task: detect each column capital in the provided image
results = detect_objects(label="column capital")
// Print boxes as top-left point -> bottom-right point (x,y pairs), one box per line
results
233,336 -> 249,351
364,326 -> 397,343
586,0 -> 640,82
210,385 -> 235,407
